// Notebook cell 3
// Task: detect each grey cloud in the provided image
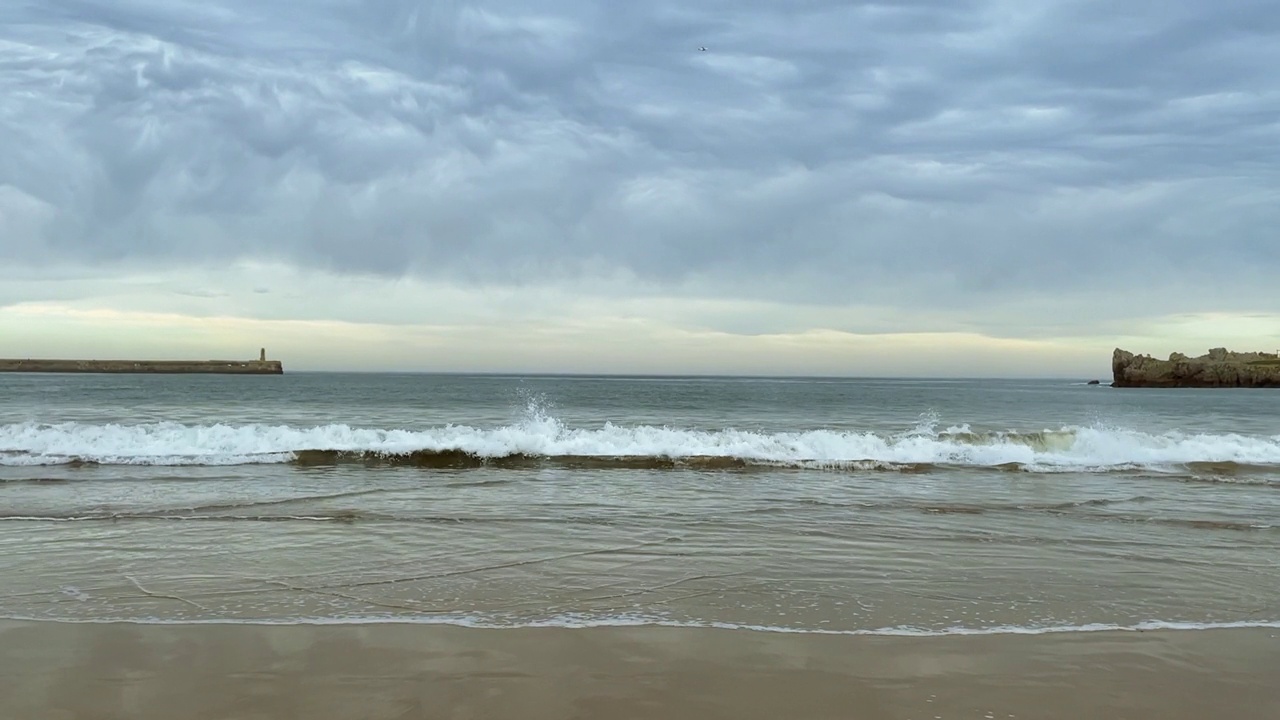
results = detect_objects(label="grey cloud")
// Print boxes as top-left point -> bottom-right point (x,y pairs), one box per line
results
173,288 -> 227,299
1,0 -> 1278,331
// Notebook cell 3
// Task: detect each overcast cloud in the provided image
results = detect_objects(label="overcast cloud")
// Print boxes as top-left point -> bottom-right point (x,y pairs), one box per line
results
1,0 -> 1278,373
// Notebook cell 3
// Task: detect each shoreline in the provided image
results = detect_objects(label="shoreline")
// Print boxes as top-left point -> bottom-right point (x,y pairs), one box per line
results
0,358 -> 283,374
1,620 -> 1275,719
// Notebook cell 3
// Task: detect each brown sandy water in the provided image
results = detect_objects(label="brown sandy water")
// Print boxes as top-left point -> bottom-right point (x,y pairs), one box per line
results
2,457 -> 1278,632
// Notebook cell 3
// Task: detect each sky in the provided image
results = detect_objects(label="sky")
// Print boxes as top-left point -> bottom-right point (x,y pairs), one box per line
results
1,0 -> 1278,377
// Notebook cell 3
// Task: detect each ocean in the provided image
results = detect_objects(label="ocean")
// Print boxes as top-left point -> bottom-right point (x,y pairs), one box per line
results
2,372 -> 1278,636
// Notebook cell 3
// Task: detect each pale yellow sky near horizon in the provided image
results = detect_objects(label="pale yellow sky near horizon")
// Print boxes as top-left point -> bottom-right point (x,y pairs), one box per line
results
3,298 -> 1276,378
4,263 -> 1277,378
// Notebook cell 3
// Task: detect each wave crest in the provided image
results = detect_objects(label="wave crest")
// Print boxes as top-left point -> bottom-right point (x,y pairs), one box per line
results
3,412 -> 1280,473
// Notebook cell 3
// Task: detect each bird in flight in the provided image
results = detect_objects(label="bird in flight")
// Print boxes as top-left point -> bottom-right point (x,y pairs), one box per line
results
698,46 -> 707,51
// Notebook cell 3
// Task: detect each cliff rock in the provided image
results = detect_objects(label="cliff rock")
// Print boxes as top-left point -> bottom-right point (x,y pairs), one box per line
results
1111,348 -> 1280,388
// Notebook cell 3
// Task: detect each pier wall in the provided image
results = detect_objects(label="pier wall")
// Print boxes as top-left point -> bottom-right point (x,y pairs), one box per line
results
0,359 -> 284,375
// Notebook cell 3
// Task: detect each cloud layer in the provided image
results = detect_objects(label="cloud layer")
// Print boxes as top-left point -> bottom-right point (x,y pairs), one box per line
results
2,0 -> 1278,371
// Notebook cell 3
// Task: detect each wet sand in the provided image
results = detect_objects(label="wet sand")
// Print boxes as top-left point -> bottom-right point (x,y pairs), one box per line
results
0,622 -> 1276,719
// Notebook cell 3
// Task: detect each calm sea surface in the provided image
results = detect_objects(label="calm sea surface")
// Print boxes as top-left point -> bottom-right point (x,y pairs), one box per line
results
2,372 -> 1278,634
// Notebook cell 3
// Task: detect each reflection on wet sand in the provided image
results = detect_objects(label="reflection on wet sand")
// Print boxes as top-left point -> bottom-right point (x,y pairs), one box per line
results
1,621 -> 1276,720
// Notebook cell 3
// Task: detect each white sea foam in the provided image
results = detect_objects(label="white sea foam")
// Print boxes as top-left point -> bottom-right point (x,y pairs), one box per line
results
2,409 -> 1279,470
4,612 -> 1278,637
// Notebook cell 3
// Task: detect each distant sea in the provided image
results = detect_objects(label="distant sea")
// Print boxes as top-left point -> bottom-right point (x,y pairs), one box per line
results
2,372 -> 1278,636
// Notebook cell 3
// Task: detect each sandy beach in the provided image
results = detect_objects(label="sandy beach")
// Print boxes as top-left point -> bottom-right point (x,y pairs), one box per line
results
1,622 -> 1276,719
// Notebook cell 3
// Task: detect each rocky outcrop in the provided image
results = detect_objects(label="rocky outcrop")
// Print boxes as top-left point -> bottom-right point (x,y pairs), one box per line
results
1111,348 -> 1280,388
0,358 -> 284,375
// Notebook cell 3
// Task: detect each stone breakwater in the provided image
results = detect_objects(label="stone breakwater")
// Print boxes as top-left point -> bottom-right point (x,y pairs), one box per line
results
0,359 -> 284,375
1112,348 -> 1280,388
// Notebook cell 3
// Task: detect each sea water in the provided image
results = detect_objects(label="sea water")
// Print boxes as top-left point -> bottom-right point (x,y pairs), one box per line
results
1,372 -> 1277,635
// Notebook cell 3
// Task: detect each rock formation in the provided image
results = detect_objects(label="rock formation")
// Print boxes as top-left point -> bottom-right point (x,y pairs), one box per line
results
1111,348 -> 1280,388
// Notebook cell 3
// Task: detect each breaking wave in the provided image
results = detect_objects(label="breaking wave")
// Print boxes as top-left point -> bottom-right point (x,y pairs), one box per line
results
5,613 -> 1280,637
3,405 -> 1280,473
